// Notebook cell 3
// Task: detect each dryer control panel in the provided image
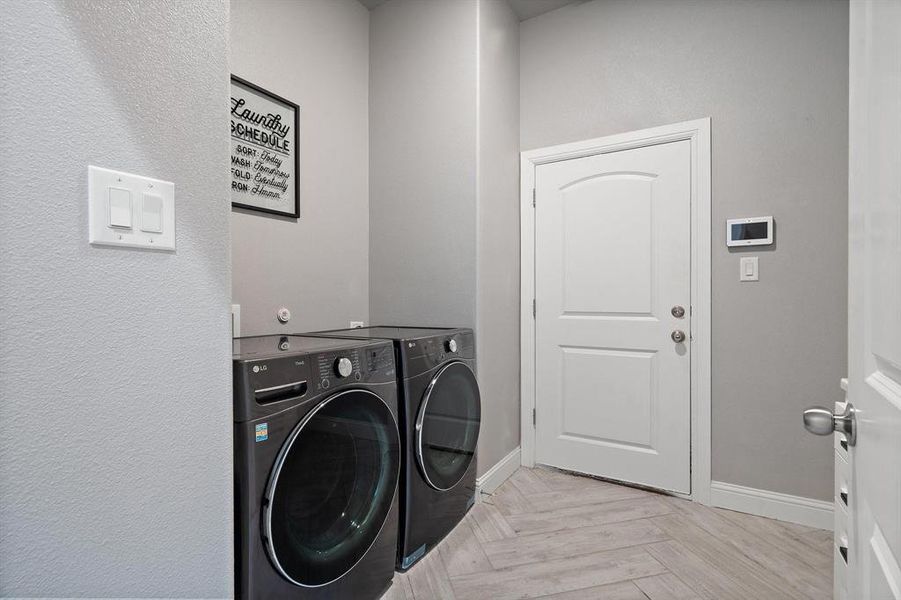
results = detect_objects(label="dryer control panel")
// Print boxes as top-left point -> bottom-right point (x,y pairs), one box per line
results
400,330 -> 475,379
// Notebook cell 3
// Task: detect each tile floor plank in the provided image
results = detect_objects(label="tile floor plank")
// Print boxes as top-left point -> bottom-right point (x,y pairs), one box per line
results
407,547 -> 457,600
536,580 -> 649,599
525,481 -> 653,514
382,572 -> 415,600
715,505 -> 833,574
644,540 -> 766,600
504,495 -> 673,536
467,501 -> 517,544
508,467 -> 554,495
534,467 -> 606,490
482,518 -> 669,570
648,517 -> 799,600
438,519 -> 494,577
661,499 -> 832,599
490,478 -> 535,516
449,546 -> 667,600
800,529 -> 835,559
633,572 -> 702,599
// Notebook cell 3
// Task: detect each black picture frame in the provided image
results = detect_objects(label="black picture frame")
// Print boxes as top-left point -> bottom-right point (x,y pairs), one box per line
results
230,75 -> 300,219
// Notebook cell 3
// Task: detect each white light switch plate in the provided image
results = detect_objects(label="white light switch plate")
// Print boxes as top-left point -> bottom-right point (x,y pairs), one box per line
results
231,304 -> 241,338
89,166 -> 175,250
740,256 -> 759,281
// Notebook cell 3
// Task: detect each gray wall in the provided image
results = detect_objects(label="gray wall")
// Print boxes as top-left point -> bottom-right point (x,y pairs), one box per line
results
369,0 -> 479,329
0,0 -> 233,596
521,0 -> 848,501
477,0 -> 522,475
231,0 -> 370,336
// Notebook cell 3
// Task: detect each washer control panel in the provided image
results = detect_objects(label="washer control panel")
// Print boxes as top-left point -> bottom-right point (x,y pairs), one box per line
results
233,337 -> 396,422
314,342 -> 396,393
317,350 -> 361,390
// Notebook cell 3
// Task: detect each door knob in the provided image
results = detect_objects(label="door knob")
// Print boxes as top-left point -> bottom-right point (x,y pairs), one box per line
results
671,330 -> 686,343
803,403 -> 856,446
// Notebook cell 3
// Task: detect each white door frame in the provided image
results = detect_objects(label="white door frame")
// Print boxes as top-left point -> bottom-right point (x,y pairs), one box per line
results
520,118 -> 712,503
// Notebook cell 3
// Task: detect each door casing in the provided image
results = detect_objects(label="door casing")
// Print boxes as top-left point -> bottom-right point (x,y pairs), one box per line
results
519,118 -> 712,503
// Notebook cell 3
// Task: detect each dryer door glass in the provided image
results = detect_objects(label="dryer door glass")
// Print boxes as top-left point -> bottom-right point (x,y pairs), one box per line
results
264,390 -> 400,587
416,361 -> 481,491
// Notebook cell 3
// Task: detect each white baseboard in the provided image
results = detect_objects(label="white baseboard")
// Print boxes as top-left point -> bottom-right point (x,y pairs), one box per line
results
710,480 -> 834,530
476,446 -> 521,500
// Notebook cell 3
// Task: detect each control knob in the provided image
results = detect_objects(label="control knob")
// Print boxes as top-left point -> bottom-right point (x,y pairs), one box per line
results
335,357 -> 353,378
446,338 -> 458,353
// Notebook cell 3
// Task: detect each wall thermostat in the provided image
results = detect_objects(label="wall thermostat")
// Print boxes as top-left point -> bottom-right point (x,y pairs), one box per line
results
727,216 -> 773,247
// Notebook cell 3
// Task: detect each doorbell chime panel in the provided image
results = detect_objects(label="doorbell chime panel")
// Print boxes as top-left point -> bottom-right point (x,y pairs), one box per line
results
726,216 -> 773,247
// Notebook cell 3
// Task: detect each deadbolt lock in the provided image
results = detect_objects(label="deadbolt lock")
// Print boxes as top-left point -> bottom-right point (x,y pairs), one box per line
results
671,305 -> 685,318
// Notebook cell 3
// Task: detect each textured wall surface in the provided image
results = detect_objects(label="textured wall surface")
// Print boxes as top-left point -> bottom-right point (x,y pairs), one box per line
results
369,0 -> 523,478
521,0 -> 848,500
369,0 -> 479,329
231,0 -> 371,336
476,0 -> 522,475
0,0 -> 233,596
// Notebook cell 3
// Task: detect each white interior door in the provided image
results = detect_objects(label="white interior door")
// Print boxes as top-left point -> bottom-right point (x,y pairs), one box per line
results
534,140 -> 691,494
845,1 -> 901,598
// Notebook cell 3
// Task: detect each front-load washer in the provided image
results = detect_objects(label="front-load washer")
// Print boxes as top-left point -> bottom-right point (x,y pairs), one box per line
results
233,334 -> 400,599
307,327 -> 481,571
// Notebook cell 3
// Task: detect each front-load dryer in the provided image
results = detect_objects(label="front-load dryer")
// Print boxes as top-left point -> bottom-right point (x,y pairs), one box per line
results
308,327 -> 481,571
233,334 -> 400,599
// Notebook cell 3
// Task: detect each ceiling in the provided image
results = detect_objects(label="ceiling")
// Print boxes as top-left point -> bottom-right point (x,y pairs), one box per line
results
357,0 -> 581,22
505,0 -> 581,21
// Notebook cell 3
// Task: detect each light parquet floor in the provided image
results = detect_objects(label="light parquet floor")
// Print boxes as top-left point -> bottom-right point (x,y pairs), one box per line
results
383,467 -> 832,600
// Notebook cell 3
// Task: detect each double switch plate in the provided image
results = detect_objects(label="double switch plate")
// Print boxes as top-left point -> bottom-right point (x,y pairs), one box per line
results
89,166 -> 175,250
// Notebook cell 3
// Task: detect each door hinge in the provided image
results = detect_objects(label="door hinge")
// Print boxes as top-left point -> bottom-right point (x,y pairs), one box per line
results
532,188 -> 536,208
532,408 -> 536,427
532,298 -> 536,318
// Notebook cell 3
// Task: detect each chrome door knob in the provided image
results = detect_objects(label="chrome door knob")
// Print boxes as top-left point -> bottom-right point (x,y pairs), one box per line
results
803,403 -> 856,446
671,330 -> 686,343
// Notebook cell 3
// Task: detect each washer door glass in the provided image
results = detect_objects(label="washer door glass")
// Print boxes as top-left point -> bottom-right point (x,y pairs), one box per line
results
416,361 -> 481,491
264,390 -> 399,587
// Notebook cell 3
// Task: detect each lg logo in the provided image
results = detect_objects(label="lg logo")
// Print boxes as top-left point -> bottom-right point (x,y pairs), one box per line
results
252,364 -> 268,374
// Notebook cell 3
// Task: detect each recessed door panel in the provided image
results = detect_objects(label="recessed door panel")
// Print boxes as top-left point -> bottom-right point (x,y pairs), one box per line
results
560,347 -> 655,449
563,175 -> 654,315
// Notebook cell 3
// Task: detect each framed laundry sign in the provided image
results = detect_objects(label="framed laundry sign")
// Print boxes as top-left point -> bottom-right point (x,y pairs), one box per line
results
230,75 -> 300,218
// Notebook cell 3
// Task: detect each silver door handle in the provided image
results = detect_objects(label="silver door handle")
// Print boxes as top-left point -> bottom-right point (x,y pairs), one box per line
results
803,403 -> 856,446
671,330 -> 686,343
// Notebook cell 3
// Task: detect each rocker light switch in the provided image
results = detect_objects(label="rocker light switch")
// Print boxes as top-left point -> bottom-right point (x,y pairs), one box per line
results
108,188 -> 132,229
141,193 -> 163,233
740,256 -> 759,281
